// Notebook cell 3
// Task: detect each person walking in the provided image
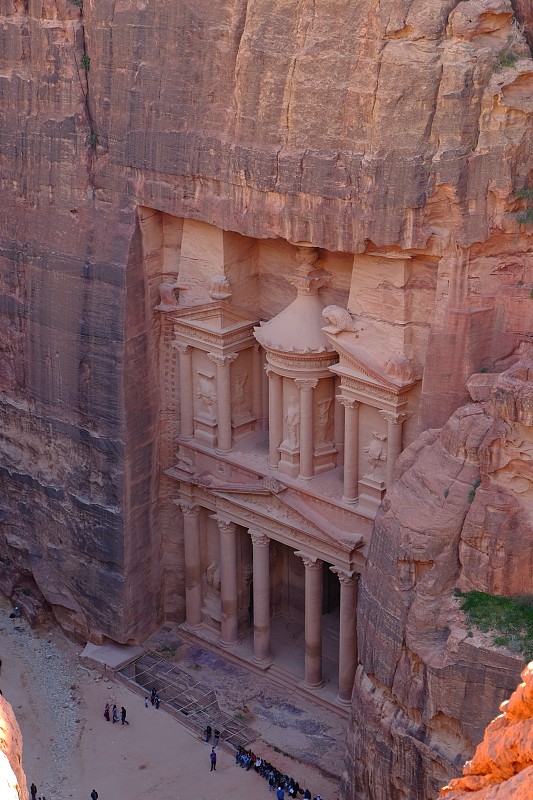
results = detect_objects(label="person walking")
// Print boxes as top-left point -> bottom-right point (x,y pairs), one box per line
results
90,791 -> 98,800
112,704 -> 119,723
144,697 -> 149,708
104,703 -> 110,722
277,786 -> 285,800
121,706 -> 129,725
30,783 -> 37,800
210,747 -> 217,771
213,728 -> 220,747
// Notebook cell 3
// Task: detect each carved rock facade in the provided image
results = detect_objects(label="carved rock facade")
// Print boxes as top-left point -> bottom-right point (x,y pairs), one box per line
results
0,0 -> 532,796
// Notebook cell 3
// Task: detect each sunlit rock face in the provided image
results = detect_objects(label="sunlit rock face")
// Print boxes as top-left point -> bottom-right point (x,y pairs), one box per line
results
345,349 -> 533,800
0,697 -> 27,800
439,661 -> 533,800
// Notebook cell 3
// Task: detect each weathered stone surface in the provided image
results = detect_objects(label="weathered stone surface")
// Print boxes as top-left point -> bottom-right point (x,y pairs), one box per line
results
440,661 -> 533,800
0,0 -> 532,671
0,696 -> 27,800
345,350 -> 533,800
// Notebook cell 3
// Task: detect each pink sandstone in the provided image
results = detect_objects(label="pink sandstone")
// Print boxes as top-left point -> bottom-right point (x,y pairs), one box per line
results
440,661 -> 533,800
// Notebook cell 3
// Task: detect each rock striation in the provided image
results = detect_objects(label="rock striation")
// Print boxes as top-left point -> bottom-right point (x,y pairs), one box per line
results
439,661 -> 533,800
0,2 -> 532,784
344,348 -> 533,800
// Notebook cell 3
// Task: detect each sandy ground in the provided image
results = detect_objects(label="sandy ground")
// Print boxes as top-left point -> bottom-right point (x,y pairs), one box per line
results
0,598 -> 339,800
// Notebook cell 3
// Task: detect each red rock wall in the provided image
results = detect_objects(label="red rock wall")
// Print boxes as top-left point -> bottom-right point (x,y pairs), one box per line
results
0,0 -> 532,645
344,353 -> 533,800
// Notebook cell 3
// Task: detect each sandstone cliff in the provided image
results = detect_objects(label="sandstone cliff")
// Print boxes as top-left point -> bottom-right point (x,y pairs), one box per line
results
440,661 -> 533,800
0,0 -> 532,648
0,697 -> 27,800
344,349 -> 533,800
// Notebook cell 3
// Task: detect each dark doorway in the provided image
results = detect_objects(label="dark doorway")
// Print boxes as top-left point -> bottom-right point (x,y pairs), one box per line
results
322,562 -> 340,614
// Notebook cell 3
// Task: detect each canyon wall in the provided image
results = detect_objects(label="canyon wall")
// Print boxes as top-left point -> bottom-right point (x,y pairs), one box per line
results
0,5 -> 532,796
344,350 -> 533,800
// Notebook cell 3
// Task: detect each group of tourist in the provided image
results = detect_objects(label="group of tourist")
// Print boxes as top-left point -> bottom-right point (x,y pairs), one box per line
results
103,702 -> 129,724
30,783 -> 98,800
234,746 -> 323,800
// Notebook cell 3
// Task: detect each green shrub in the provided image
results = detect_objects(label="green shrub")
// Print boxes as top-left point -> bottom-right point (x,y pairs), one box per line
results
496,51 -> 518,69
456,590 -> 533,659
517,208 -> 533,225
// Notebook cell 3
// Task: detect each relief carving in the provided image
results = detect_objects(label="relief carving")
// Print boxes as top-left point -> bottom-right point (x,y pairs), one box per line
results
322,305 -> 360,335
283,401 -> 300,450
314,398 -> 332,445
231,373 -> 249,418
196,373 -> 216,416
364,431 -> 388,476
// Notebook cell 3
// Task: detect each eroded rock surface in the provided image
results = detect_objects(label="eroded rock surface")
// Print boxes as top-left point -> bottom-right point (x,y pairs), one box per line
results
345,349 -> 533,799
0,697 -> 27,800
440,661 -> 533,800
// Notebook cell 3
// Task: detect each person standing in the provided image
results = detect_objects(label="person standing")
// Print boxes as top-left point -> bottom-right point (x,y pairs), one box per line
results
104,703 -> 110,722
112,704 -> 119,723
213,728 -> 220,747
210,747 -> 217,771
155,694 -> 160,709
30,783 -> 37,800
90,791 -> 98,800
204,724 -> 212,743
121,706 -> 129,725
277,786 -> 285,800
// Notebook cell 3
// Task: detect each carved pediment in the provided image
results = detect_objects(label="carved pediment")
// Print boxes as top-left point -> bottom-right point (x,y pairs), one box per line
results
325,330 -> 419,392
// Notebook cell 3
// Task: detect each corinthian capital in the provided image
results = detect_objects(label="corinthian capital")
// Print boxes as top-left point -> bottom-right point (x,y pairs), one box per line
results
295,551 -> 322,570
176,501 -> 201,517
379,410 -> 411,425
207,352 -> 238,367
211,515 -> 237,535
295,379 -> 318,392
249,531 -> 270,547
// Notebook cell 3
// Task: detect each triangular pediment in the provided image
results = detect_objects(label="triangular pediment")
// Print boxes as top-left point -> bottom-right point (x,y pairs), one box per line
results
172,300 -> 258,333
324,331 -> 418,391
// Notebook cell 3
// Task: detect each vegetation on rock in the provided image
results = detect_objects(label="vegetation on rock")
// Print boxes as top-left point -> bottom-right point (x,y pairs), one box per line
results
456,590 -> 533,659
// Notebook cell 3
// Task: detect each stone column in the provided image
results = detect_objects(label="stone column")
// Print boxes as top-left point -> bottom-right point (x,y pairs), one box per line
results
296,379 -> 318,480
177,502 -> 203,629
208,352 -> 238,453
339,397 -> 360,503
266,368 -> 283,468
250,531 -> 272,666
330,567 -> 359,704
214,516 -> 239,647
380,411 -> 409,488
296,551 -> 324,688
175,343 -> 194,440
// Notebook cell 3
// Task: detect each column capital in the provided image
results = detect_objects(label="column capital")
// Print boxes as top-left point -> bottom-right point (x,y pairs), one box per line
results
295,551 -> 322,570
295,378 -> 318,392
330,566 -> 359,586
265,366 -> 281,380
173,341 -> 191,355
207,352 -> 238,367
175,500 -> 201,517
336,395 -> 360,410
379,409 -> 411,425
211,515 -> 237,535
249,531 -> 270,548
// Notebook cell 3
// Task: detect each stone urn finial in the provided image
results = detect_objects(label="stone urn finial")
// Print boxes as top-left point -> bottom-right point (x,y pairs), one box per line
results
208,274 -> 232,301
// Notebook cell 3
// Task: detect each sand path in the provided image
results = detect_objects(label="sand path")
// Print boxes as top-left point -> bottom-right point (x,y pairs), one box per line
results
0,599 -> 338,800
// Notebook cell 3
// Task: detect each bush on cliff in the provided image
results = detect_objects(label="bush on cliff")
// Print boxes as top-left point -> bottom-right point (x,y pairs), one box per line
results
456,590 -> 533,659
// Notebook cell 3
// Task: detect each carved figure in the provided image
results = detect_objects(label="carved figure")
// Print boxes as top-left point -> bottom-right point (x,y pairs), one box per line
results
314,399 -> 332,444
364,431 -> 388,475
322,305 -> 360,334
196,374 -> 216,415
155,279 -> 189,311
231,373 -> 248,416
385,354 -> 416,384
284,402 -> 300,449
202,561 -> 221,623
208,274 -> 232,301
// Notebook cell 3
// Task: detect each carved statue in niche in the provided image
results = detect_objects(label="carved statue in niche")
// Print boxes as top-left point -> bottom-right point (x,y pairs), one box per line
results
196,373 -> 216,416
231,373 -> 249,418
364,431 -> 387,475
283,401 -> 300,449
385,354 -> 416,384
314,398 -> 332,445
202,561 -> 221,624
